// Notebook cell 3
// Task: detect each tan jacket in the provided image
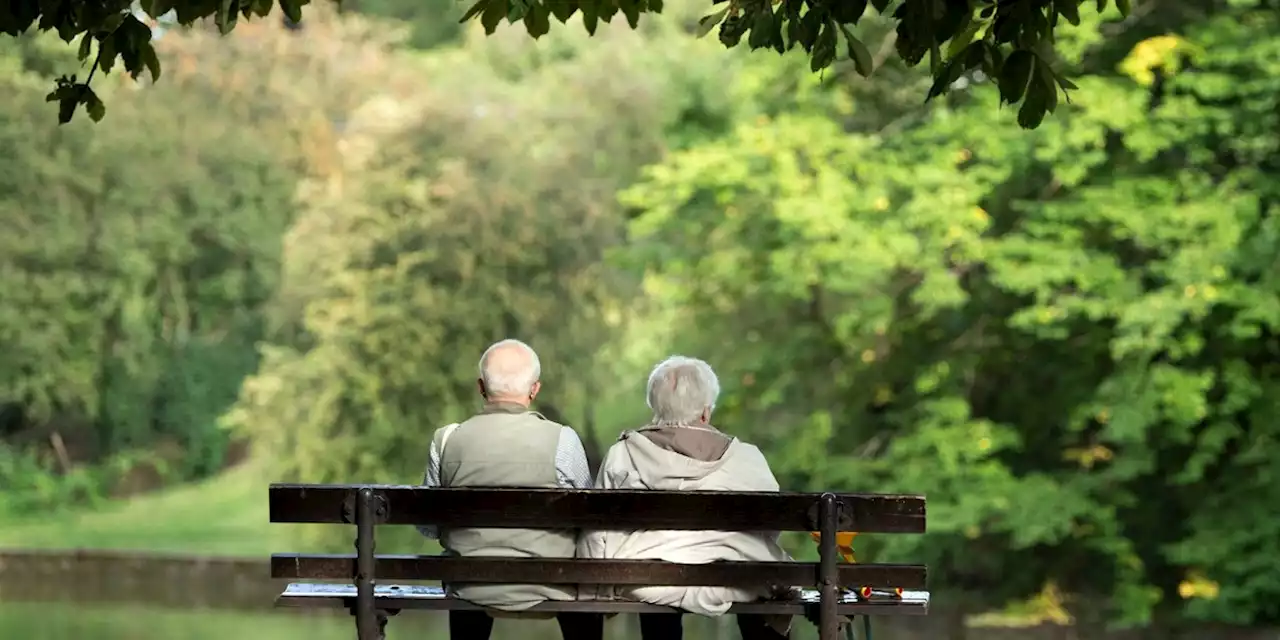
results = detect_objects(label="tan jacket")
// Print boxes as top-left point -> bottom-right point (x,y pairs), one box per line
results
578,424 -> 793,622
433,403 -> 578,611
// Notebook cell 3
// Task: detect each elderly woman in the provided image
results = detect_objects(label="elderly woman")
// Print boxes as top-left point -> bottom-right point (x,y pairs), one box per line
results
579,356 -> 792,640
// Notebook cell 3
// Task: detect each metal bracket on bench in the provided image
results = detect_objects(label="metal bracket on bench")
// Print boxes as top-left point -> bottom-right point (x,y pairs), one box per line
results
816,493 -> 845,640
346,608 -> 398,640
807,498 -> 853,531
343,490 -> 389,525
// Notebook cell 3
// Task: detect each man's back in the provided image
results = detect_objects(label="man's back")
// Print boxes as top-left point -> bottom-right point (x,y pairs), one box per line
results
438,408 -> 575,565
421,338 -> 603,640
440,410 -> 562,491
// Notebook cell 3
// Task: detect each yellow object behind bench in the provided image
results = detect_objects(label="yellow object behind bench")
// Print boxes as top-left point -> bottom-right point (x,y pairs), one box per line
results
809,531 -> 906,600
809,531 -> 857,563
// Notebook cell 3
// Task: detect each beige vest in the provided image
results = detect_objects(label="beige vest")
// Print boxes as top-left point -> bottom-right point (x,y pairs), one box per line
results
435,404 -> 578,611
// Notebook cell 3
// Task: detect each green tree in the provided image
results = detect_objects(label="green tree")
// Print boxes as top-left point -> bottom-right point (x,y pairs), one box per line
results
0,20 -> 324,509
618,0 -> 1280,627
341,0 -> 465,49
4,0 -> 1142,127
225,16 -> 736,495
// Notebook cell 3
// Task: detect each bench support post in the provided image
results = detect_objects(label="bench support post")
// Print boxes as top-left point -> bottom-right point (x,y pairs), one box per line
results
354,487 -> 378,640
817,492 -> 842,640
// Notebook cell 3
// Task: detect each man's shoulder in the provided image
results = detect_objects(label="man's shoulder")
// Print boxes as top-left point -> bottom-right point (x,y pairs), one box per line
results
461,410 -> 561,427
526,411 -> 563,426
490,410 -> 569,439
525,412 -> 573,434
430,422 -> 461,444
552,424 -> 587,449
432,421 -> 462,433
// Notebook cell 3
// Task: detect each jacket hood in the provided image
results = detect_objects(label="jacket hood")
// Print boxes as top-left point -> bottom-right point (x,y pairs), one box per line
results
617,428 -> 739,489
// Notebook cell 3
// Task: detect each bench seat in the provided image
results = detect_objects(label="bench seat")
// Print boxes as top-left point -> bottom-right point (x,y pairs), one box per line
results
268,485 -> 931,639
277,583 -> 931,616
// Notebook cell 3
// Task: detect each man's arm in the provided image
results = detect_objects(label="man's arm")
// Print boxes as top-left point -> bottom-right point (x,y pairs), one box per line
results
555,426 -> 593,489
417,422 -> 460,539
416,437 -> 443,539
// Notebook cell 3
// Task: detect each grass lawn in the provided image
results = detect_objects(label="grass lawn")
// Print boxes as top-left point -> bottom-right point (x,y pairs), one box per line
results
0,462 -> 285,556
0,324 -> 665,558
0,394 -> 649,557
0,461 -> 447,557
0,601 -> 660,640
0,601 -> 363,640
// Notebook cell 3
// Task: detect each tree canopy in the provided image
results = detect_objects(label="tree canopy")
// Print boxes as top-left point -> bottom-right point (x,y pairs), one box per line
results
0,25 -> 305,509
617,0 -> 1280,625
3,0 -> 1134,127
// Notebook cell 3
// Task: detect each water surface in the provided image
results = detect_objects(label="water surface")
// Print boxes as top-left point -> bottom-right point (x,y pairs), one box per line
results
0,601 -> 746,640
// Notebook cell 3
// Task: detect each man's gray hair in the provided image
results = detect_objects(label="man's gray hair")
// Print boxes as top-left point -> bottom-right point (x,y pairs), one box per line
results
646,356 -> 720,425
478,339 -> 541,396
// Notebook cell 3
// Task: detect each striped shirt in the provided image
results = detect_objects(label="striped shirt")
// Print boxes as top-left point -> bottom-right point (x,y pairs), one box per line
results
416,425 -> 592,539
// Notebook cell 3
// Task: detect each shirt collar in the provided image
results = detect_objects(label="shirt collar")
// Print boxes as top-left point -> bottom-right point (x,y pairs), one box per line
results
480,400 -> 533,415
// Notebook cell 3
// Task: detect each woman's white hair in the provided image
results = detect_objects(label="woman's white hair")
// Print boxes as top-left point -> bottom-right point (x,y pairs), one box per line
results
478,339 -> 541,396
646,355 -> 720,425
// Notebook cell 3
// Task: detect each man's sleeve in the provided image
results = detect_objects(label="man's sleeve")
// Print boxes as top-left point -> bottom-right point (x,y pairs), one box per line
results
555,426 -> 593,490
416,434 -> 444,539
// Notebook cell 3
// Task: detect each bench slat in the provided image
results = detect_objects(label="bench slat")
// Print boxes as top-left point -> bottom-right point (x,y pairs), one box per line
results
271,555 -> 927,589
268,485 -> 925,533
276,583 -> 931,616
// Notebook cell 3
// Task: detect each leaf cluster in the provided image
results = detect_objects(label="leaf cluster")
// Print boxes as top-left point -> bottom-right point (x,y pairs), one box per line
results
460,0 -> 662,37
460,0 -> 1133,129
7,0 -> 1127,126
1,0 -> 311,122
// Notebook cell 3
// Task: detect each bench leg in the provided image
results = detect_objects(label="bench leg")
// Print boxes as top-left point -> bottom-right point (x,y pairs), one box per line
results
818,493 -> 842,640
355,487 -> 378,640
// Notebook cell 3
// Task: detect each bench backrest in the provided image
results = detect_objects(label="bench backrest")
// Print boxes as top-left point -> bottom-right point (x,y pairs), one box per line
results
268,485 -> 926,533
270,484 -> 929,640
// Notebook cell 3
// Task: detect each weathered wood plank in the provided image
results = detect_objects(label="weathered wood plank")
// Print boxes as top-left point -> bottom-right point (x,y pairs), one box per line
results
270,555 -> 928,589
267,485 -> 926,533
276,583 -> 931,616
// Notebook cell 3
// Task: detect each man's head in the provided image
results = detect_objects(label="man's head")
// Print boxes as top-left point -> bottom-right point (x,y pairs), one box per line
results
646,356 -> 720,426
477,339 -> 542,405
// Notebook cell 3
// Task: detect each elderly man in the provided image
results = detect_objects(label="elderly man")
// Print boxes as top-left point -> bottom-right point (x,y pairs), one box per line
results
418,339 -> 602,640
579,356 -> 793,640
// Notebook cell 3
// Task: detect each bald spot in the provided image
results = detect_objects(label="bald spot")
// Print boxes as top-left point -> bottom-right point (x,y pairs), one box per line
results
482,342 -> 536,388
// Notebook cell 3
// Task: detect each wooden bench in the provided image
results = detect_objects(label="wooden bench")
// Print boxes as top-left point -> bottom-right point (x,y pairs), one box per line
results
269,484 -> 929,640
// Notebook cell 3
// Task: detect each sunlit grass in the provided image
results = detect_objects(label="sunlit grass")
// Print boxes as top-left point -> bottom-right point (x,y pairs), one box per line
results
0,397 -> 649,558
0,601 -> 361,640
0,461 -> 282,556
0,300 -> 668,557
0,460 -> 416,556
0,601 -> 724,640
